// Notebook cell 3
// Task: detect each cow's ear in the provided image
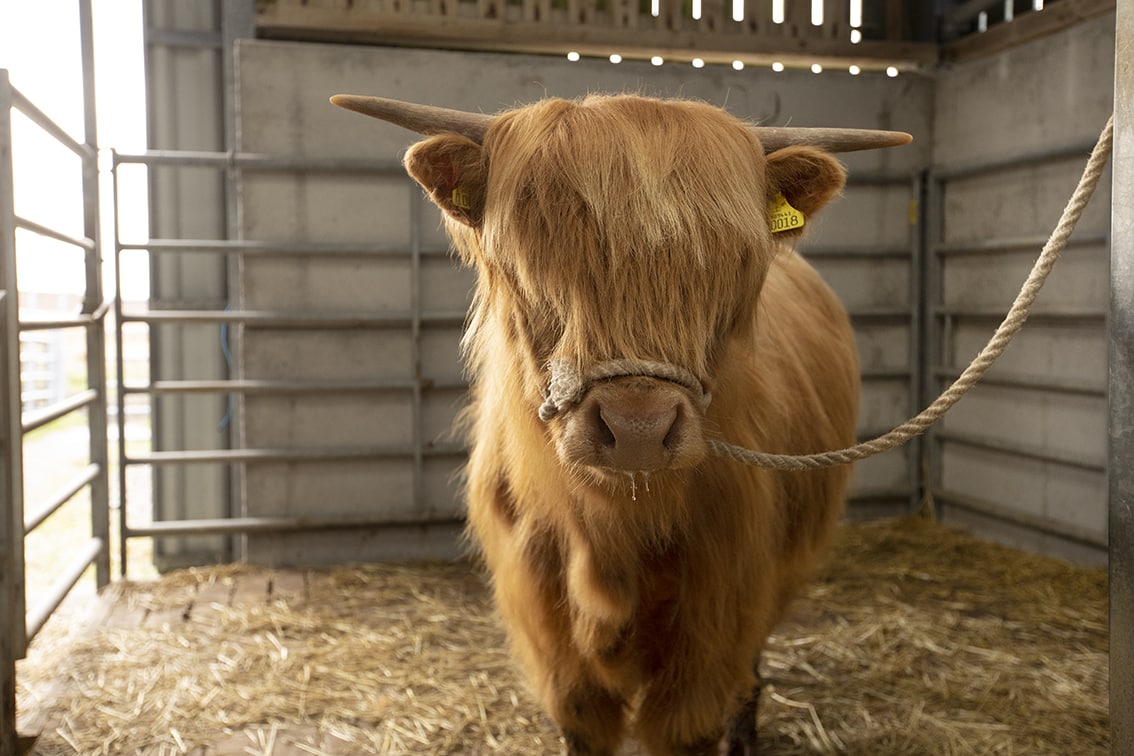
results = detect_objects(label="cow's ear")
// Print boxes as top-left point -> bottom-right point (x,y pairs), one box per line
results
764,146 -> 846,238
404,133 -> 487,228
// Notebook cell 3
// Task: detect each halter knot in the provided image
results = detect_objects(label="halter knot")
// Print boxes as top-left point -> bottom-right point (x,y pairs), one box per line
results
538,358 -> 711,422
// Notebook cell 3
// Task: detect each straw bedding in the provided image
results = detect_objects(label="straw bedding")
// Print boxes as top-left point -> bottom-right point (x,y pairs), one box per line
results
18,517 -> 1107,754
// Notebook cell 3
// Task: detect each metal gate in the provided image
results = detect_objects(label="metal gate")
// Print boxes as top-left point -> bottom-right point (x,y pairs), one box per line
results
0,1 -> 110,749
109,152 -> 468,564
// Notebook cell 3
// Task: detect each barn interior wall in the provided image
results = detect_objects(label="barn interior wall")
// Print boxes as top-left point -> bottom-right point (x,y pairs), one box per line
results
233,40 -> 933,565
931,13 -> 1116,563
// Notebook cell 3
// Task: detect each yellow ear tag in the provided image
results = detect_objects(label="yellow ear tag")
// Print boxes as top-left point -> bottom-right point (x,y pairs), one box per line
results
451,186 -> 472,210
768,192 -> 805,234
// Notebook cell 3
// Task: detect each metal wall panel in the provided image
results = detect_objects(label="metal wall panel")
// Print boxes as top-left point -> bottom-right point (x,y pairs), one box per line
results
931,13 -> 1116,562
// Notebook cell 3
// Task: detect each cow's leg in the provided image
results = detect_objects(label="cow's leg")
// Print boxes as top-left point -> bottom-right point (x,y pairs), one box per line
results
480,530 -> 627,752
633,678 -> 732,756
555,681 -> 628,756
724,666 -> 763,756
494,561 -> 629,754
496,575 -> 629,755
467,471 -> 629,754
633,621 -> 763,756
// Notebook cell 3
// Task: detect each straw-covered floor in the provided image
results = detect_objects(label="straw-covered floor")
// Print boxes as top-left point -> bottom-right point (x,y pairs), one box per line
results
18,517 -> 1107,755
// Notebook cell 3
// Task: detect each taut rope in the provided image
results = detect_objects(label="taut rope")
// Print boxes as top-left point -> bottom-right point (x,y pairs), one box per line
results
711,115 -> 1115,471
540,116 -> 1114,472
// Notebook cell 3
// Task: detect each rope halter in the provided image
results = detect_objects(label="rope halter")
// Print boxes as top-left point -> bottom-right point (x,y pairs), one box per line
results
538,358 -> 712,422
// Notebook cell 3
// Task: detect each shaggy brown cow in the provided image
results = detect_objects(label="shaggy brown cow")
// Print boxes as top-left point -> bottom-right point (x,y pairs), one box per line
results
331,93 -> 909,756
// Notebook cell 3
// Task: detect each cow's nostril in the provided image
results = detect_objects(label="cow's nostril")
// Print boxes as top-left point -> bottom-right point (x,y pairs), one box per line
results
662,406 -> 684,450
592,404 -> 616,448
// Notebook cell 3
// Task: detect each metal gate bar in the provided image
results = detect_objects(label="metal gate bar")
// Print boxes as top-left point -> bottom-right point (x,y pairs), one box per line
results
23,464 -> 100,534
0,286 -> 17,756
1,0 -> 107,746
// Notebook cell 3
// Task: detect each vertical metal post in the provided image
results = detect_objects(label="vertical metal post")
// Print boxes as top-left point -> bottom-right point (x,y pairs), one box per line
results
145,0 -> 231,570
410,187 -> 426,515
79,0 -> 110,587
222,0 -> 254,552
1109,1 -> 1134,750
922,172 -> 945,516
908,172 -> 927,512
112,153 -> 129,576
0,69 -> 25,756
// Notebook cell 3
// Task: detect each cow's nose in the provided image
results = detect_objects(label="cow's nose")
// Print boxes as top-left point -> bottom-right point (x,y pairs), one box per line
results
594,401 -> 681,471
556,376 -> 705,473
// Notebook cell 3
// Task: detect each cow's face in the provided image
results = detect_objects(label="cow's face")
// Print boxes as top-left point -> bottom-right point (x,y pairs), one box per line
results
401,96 -> 846,484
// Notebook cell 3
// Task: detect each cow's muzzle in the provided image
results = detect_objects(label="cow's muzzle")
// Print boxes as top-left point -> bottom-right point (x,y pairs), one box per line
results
542,359 -> 710,473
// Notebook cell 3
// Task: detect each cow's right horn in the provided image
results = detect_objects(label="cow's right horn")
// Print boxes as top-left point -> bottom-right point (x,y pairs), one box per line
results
330,94 -> 495,143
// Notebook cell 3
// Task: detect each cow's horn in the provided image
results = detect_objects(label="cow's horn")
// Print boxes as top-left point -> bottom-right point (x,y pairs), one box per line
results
330,94 -> 495,143
754,126 -> 913,153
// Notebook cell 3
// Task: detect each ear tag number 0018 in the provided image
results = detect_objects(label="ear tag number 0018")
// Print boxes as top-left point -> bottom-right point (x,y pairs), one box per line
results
451,185 -> 472,210
768,193 -> 805,234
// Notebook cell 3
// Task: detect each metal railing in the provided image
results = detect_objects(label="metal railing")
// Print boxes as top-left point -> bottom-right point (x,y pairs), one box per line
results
110,148 -> 470,568
0,6 -> 109,744
924,137 -> 1111,552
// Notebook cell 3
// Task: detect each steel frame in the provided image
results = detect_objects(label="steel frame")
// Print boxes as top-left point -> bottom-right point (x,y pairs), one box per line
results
0,0 -> 109,747
109,143 -> 475,560
1109,0 -> 1133,748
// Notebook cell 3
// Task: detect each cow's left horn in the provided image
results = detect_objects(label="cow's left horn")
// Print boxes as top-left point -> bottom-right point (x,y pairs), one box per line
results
754,126 -> 913,153
330,94 -> 495,143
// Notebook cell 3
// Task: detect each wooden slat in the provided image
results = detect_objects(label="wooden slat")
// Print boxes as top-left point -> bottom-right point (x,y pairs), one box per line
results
659,0 -> 684,31
945,0 -> 1116,62
614,0 -> 638,29
478,0 -> 503,20
230,570 -> 273,608
523,0 -> 552,23
822,0 -> 849,40
269,571 -> 308,608
739,0 -> 770,33
698,0 -> 723,33
781,0 -> 811,37
886,0 -> 903,41
254,3 -> 939,69
582,0 -> 599,26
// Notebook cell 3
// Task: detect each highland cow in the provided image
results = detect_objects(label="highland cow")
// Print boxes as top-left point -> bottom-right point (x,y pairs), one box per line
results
332,92 -> 909,756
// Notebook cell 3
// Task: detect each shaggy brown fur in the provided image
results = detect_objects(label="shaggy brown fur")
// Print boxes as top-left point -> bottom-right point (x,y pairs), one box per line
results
403,94 -> 858,756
